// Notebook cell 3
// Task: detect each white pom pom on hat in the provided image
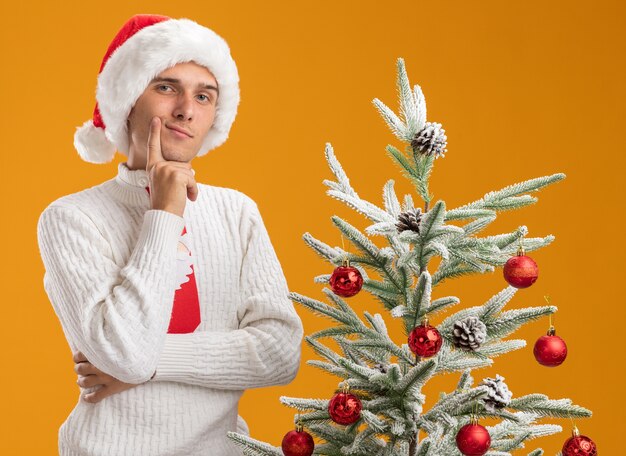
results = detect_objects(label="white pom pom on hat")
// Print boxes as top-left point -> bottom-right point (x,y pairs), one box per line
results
74,14 -> 240,164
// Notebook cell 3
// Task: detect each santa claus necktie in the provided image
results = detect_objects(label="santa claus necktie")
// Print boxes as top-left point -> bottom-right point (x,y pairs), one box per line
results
145,186 -> 201,333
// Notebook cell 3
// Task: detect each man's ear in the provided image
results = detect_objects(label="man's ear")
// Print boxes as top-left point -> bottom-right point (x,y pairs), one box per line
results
127,105 -> 135,126
126,117 -> 133,143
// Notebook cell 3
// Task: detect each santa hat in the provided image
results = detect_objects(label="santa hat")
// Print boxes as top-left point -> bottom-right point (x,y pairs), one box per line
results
74,14 -> 240,164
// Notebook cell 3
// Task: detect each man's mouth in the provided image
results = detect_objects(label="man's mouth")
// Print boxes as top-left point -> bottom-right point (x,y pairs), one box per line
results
165,124 -> 193,138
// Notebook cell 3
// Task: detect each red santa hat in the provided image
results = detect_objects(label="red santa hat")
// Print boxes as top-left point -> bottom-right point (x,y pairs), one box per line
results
74,14 -> 240,164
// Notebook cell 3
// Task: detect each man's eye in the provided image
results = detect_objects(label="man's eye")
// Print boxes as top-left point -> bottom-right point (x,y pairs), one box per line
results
197,94 -> 211,103
157,85 -> 172,92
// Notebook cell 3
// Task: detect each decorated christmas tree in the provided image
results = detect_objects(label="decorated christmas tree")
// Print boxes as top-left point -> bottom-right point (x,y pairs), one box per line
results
227,58 -> 595,456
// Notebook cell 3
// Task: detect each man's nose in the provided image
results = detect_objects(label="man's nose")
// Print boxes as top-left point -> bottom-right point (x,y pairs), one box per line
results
173,95 -> 194,121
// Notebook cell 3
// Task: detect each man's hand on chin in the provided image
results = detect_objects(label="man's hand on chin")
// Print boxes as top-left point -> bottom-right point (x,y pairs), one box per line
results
72,351 -> 142,403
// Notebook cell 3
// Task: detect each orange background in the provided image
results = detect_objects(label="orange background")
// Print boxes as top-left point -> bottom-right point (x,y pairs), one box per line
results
1,0 -> 623,454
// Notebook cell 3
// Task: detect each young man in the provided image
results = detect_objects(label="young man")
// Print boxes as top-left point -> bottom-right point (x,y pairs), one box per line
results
37,14 -> 304,456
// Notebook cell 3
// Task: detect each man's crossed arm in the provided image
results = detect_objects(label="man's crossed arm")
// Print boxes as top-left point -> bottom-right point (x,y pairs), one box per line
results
72,197 -> 303,403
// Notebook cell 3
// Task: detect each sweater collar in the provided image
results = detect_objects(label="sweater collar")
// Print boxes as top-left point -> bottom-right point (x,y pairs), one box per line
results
110,161 -> 199,212
109,162 -> 151,206
116,162 -> 150,189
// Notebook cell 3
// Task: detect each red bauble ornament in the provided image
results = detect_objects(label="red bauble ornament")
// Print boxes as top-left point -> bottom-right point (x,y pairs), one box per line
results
503,250 -> 538,288
562,428 -> 597,456
281,423 -> 315,456
534,327 -> 567,367
328,385 -> 362,425
329,260 -> 363,297
408,323 -> 442,357
456,422 -> 491,456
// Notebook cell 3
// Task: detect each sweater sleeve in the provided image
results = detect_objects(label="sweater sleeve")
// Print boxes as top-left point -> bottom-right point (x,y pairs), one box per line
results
37,204 -> 185,384
151,197 -> 304,389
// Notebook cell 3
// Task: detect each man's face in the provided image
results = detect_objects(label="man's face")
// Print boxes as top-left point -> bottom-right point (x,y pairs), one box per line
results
127,61 -> 218,165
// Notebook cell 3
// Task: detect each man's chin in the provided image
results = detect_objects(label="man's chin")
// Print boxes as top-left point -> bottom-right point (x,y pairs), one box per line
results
161,150 -> 193,163
161,144 -> 199,163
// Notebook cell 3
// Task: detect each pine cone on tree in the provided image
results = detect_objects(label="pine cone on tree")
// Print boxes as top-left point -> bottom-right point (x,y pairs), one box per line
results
480,374 -> 513,412
452,316 -> 487,351
411,121 -> 448,158
374,363 -> 389,373
396,207 -> 423,234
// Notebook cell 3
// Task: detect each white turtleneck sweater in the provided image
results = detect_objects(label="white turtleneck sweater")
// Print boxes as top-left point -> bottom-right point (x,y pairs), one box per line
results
36,162 -> 304,456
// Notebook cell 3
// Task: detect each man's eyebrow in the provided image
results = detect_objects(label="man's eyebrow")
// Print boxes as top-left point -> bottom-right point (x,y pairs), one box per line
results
151,77 -> 219,94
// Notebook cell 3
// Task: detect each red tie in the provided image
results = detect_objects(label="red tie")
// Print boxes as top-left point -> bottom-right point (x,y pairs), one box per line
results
146,186 -> 201,333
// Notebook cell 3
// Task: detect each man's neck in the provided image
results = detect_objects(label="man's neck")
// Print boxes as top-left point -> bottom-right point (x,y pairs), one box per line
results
126,147 -> 147,170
